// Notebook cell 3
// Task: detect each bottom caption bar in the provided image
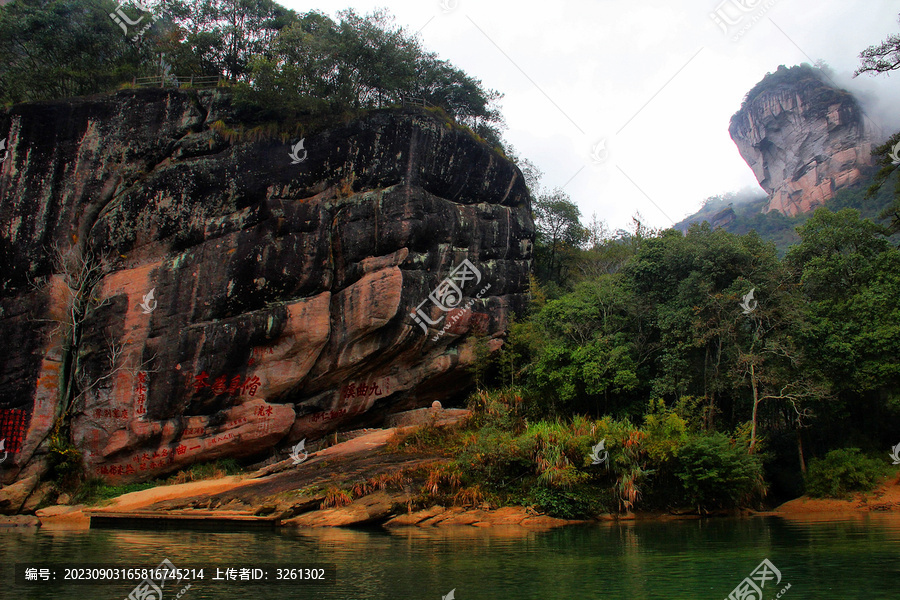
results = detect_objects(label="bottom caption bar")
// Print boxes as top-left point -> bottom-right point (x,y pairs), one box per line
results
15,563 -> 337,585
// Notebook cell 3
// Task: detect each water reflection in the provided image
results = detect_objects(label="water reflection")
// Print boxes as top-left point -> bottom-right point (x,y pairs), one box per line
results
2,514 -> 899,600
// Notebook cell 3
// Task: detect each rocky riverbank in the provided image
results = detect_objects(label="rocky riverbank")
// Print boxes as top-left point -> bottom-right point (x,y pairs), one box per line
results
5,411 -> 898,531
4,409 -> 583,530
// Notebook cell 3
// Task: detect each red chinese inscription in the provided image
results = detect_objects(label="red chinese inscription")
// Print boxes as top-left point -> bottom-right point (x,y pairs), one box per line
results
340,378 -> 388,401
310,408 -> 349,422
0,409 -> 27,454
190,372 -> 261,397
135,371 -> 149,416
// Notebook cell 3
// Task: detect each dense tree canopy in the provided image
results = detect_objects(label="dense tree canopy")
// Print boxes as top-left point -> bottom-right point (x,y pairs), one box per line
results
0,0 -> 149,103
489,205 -> 899,501
0,0 -> 506,145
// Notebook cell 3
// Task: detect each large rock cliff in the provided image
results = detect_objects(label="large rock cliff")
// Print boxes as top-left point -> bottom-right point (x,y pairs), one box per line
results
0,89 -> 533,497
729,65 -> 874,216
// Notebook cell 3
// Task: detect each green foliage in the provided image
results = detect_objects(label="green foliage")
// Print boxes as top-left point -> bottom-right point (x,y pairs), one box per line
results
519,419 -> 591,488
528,486 -> 607,519
737,63 -> 831,111
786,209 -> 900,394
532,188 -> 587,285
675,432 -> 765,510
428,390 -> 765,515
46,420 -> 83,492
677,174 -> 898,256
68,460 -> 240,506
229,8 -> 505,140
496,319 -> 540,389
455,427 -> 531,490
468,333 -> 493,391
0,0 -> 155,103
72,478 -> 160,506
465,388 -> 526,430
0,2 -> 506,148
447,390 -> 613,515
165,458 -> 242,484
509,178 -> 900,509
164,0 -> 297,82
866,132 -> 900,236
642,398 -> 693,463
624,223 -> 804,419
531,338 -> 639,417
391,418 -> 457,454
804,448 -> 889,498
855,11 -> 900,234
521,197 -> 900,508
528,276 -> 643,417
855,15 -> 900,76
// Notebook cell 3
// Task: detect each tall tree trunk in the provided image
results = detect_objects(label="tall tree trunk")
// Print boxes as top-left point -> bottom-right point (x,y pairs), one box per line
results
749,363 -> 759,454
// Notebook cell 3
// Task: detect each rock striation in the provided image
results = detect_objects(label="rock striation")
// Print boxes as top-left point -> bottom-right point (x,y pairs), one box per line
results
729,65 -> 874,216
0,88 -> 533,496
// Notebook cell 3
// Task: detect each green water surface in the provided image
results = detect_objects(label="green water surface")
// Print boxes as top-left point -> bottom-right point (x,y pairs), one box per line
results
2,514 -> 899,599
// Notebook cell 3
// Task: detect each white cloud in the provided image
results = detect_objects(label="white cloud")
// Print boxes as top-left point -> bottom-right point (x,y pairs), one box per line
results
283,0 -> 900,229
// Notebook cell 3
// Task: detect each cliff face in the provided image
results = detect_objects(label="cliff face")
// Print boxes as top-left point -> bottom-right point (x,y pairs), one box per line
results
0,89 -> 533,496
729,67 -> 873,216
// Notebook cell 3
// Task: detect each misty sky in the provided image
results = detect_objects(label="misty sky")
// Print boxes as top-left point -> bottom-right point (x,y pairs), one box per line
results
282,0 -> 900,230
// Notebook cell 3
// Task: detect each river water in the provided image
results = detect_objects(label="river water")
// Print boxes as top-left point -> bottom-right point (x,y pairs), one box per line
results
3,514 -> 899,599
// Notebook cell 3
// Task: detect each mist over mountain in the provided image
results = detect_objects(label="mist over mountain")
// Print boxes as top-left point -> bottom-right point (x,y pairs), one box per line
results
677,61 -> 899,250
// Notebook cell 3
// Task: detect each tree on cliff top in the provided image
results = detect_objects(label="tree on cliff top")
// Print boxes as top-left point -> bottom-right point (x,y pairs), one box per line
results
162,0 -> 298,81
237,8 -> 505,145
0,0 -> 152,104
737,64 -> 834,113
855,13 -> 900,76
0,1 -> 506,149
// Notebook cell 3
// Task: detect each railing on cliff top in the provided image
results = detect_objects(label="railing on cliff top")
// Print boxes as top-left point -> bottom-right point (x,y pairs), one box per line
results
132,75 -> 223,89
400,96 -> 437,109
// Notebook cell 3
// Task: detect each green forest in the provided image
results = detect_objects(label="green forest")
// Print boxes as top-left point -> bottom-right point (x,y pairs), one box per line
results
0,0 -> 507,146
3,0 -> 900,517
465,203 -> 900,515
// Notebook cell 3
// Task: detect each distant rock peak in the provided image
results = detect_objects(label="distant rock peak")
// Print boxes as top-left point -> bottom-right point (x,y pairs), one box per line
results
729,65 -> 873,216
